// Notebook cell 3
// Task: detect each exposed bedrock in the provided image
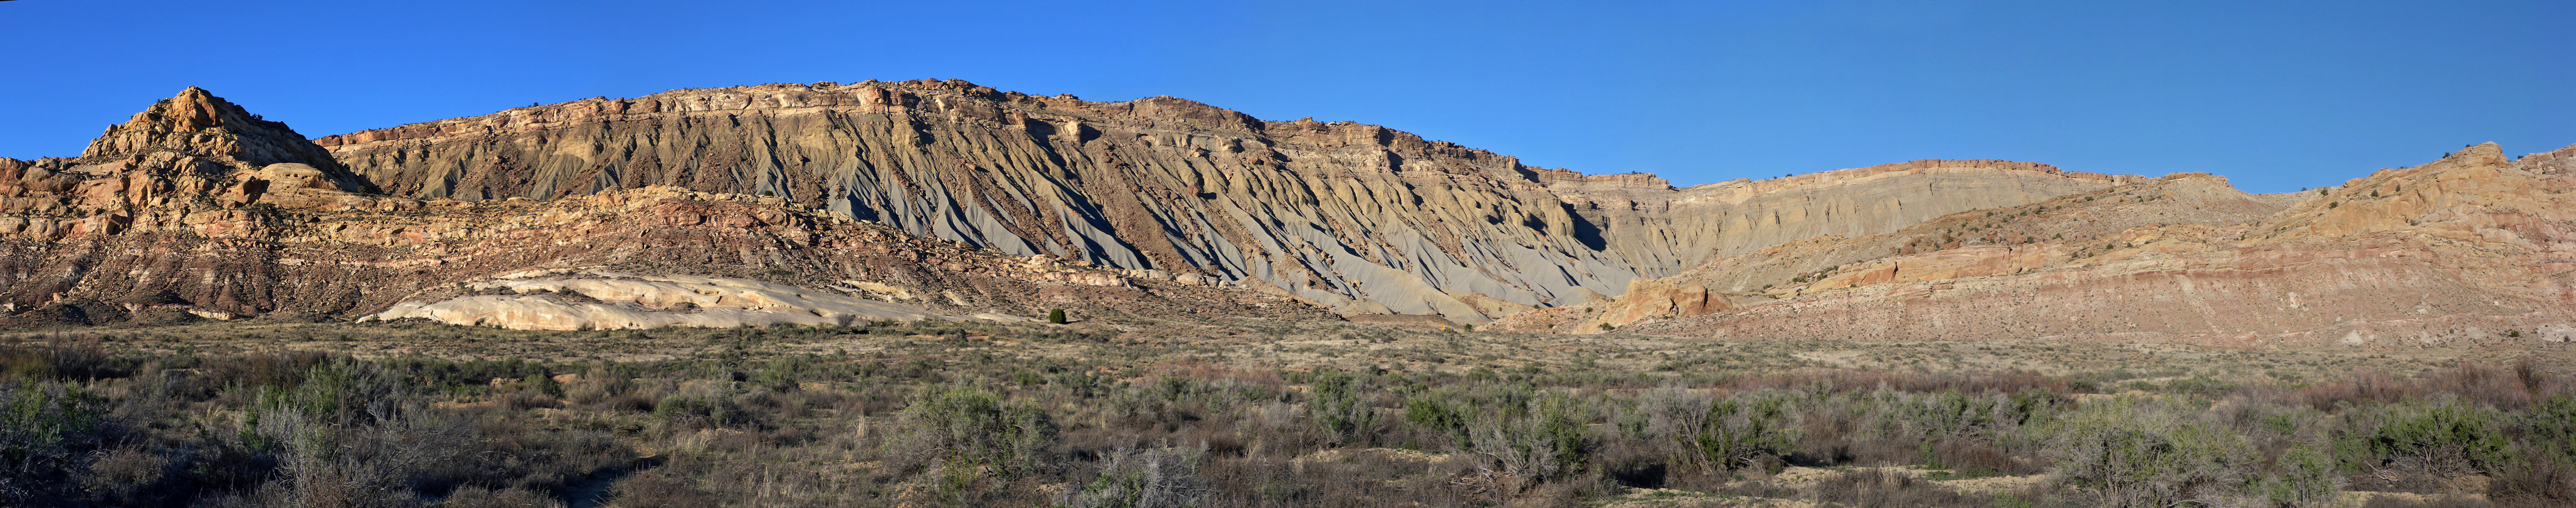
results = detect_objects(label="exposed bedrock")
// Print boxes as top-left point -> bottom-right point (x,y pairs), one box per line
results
1516,143 -> 2576,346
0,88 -> 1324,327
367,270 -> 1013,331
322,79 -> 2136,320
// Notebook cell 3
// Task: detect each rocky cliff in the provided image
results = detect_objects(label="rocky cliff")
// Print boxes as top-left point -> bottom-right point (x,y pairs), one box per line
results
320,79 -> 2138,320
1511,143 -> 2576,347
0,88 -> 1322,327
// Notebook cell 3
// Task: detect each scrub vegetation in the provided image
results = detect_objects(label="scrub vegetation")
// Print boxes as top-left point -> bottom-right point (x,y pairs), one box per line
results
0,319 -> 2568,507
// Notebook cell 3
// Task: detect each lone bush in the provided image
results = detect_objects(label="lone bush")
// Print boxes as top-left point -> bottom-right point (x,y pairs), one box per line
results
1696,391 -> 1800,474
895,384 -> 1057,479
1306,371 -> 1378,446
2042,396 -> 2254,508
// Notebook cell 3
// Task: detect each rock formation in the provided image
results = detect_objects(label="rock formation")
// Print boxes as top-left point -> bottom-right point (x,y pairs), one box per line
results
0,88 -> 1326,327
1,84 -> 2558,343
367,270 -> 1008,331
1505,143 -> 2576,347
320,80 -> 2140,320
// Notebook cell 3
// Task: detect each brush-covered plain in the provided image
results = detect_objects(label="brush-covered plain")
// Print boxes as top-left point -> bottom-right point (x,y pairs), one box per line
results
0,318 -> 2570,507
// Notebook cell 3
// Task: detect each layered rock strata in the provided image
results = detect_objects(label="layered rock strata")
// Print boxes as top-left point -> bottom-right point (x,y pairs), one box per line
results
1509,144 -> 2576,347
0,88 -> 1322,327
321,79 -> 2139,320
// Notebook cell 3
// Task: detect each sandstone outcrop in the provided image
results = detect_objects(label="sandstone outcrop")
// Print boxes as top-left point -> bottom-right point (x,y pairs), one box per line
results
320,80 -> 2141,321
367,270 -> 991,330
0,88 -> 1327,327
1518,144 -> 2576,346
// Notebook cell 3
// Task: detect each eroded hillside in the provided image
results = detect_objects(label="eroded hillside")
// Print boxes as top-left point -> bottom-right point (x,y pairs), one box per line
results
1514,143 -> 2576,347
320,79 -> 2138,320
0,88 -> 1318,328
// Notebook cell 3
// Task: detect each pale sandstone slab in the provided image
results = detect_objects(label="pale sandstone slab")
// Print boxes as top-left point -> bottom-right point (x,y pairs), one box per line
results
369,271 -> 983,331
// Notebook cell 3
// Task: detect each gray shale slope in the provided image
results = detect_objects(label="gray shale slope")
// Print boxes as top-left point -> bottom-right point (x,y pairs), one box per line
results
322,79 -> 2138,321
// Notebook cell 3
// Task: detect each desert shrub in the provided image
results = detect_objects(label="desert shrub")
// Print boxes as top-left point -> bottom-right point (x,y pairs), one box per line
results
2517,394 -> 2576,462
253,401 -> 485,508
1869,388 -> 2062,466
520,373 -> 566,398
893,384 -> 1057,479
80,443 -> 171,504
1694,390 -> 1800,474
0,381 -> 102,503
2041,395 -> 2255,508
0,335 -> 113,382
2258,443 -> 2345,507
1304,370 -> 1380,447
2469,393 -> 2576,505
1401,388 -> 1474,450
1060,443 -> 1209,508
2337,398 -> 2512,478
1599,386 -> 1734,488
650,381 -> 756,431
2487,452 -> 2576,508
1459,389 -> 1590,499
564,364 -> 636,406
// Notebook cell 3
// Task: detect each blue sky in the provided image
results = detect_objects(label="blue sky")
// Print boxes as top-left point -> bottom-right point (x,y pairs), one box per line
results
1,1 -> 2565,193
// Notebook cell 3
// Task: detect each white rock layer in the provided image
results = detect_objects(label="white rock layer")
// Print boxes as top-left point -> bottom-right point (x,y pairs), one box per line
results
369,270 -> 991,330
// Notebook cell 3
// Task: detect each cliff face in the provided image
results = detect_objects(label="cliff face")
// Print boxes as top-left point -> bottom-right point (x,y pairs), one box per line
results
0,88 -> 1322,327
1525,143 -> 2576,347
322,79 -> 2135,320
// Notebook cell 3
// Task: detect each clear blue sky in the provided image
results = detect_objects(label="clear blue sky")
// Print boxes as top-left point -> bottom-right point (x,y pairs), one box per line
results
1,1 -> 2566,193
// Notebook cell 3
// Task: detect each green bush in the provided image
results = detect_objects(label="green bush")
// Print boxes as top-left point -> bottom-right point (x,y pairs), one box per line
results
2521,394 -> 2576,462
1402,392 -> 1472,448
2260,444 -> 2342,507
896,384 -> 1057,479
2336,399 -> 2511,477
1470,391 -> 1589,485
1048,309 -> 1068,324
2042,396 -> 2254,508
1696,391 -> 1800,473
1306,371 -> 1378,446
0,382 -> 101,502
